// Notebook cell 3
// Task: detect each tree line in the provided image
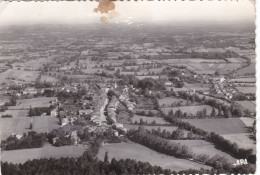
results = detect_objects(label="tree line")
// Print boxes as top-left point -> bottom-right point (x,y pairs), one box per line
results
127,128 -> 255,173
164,114 -> 256,164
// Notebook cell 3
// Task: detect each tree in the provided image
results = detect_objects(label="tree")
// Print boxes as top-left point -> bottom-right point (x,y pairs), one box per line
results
114,68 -> 121,78
211,107 -> 216,117
202,108 -> 207,117
224,108 -> 232,118
104,152 -> 109,164
140,118 -> 144,125
218,106 -> 223,116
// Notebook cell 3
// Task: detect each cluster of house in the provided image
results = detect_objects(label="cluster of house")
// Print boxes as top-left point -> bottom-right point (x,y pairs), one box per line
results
210,77 -> 236,100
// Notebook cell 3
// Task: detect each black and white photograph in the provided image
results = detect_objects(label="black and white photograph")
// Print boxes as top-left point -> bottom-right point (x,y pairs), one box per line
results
0,0 -> 257,174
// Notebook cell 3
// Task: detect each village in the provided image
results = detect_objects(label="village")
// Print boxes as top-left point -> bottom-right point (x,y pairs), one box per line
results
0,24 -> 256,173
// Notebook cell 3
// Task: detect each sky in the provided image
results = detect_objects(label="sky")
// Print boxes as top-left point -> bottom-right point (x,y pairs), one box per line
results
0,0 -> 256,25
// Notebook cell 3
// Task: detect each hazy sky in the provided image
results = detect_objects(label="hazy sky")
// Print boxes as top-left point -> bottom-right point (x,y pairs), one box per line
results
0,0 -> 255,25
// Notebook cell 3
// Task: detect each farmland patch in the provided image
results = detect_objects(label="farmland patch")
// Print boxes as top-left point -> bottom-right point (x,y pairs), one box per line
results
182,118 -> 248,135
1,144 -> 86,164
169,140 -> 236,163
97,142 -> 211,172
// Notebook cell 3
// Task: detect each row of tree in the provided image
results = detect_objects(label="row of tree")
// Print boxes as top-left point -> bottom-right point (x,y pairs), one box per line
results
127,128 -> 233,171
167,91 -> 248,118
164,114 -> 256,164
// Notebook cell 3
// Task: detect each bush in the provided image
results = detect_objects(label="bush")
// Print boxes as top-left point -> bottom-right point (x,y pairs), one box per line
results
1,114 -> 13,118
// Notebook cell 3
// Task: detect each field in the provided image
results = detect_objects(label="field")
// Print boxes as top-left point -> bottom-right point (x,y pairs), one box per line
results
236,87 -> 256,94
0,95 -> 9,106
136,75 -> 160,80
158,97 -> 187,107
131,115 -> 170,125
184,83 -> 210,91
32,116 -> 60,133
169,140 -> 236,163
187,63 -> 244,75
182,118 -> 248,135
0,110 -> 28,118
225,58 -> 247,63
236,64 -> 255,76
0,69 -> 40,84
1,144 -> 87,164
1,115 -> 59,140
40,75 -> 59,83
13,57 -> 53,70
9,97 -> 56,110
124,124 -> 189,137
230,77 -> 256,83
124,124 -> 177,132
161,105 -> 213,116
235,101 -> 255,113
0,117 -> 33,140
166,86 -> 189,92
240,117 -> 255,127
97,142 -> 211,172
221,133 -> 256,153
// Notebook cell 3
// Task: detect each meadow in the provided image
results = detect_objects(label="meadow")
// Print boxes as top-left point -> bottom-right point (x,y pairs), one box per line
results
0,69 -> 40,84
0,110 -> 28,118
0,117 -> 33,140
1,144 -> 87,164
236,87 -> 256,94
182,118 -> 248,135
169,140 -> 237,163
9,97 -> 56,110
221,133 -> 256,153
158,97 -> 187,107
32,116 -> 60,133
1,115 -> 60,140
235,101 -> 256,113
97,142 -> 211,172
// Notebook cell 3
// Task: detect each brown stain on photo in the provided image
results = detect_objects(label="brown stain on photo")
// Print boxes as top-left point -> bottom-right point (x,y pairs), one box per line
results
94,1 -> 115,14
94,0 -> 118,23
100,16 -> 109,24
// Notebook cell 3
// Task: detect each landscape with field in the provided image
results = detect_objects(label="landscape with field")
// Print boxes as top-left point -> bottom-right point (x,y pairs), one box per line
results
0,3 -> 257,174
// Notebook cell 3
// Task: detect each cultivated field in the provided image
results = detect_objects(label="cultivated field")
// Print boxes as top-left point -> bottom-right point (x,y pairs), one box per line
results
97,142 -> 211,172
236,64 -> 255,76
236,87 -> 256,94
169,140 -> 236,163
230,77 -> 256,83
235,101 -> 256,113
184,83 -> 210,91
124,124 -> 177,132
240,117 -> 255,127
1,114 -> 59,140
40,75 -> 59,83
1,144 -> 87,164
221,133 -> 256,153
158,97 -> 187,107
182,118 -> 248,135
166,86 -> 189,92
187,63 -> 244,75
0,110 -> 28,118
124,124 -> 189,137
9,97 -> 56,110
32,116 -> 60,133
0,96 -> 9,106
0,117 -> 33,140
0,69 -> 40,84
